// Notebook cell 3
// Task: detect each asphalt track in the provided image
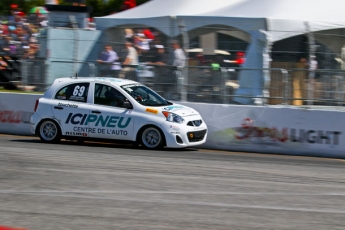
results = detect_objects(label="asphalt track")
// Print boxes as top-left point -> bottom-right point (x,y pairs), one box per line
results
0,135 -> 345,230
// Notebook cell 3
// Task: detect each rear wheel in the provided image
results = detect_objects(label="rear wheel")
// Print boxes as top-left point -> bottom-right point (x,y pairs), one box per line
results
140,126 -> 164,149
38,120 -> 61,143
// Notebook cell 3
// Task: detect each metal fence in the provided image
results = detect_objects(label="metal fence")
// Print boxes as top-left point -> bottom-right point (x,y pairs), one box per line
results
4,59 -> 345,106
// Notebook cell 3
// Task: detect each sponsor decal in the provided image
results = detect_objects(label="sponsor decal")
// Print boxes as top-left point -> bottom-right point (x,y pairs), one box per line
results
65,113 -> 131,128
58,102 -> 78,108
69,95 -> 85,101
210,118 -> 342,146
65,132 -> 88,137
0,110 -> 32,124
95,77 -> 123,83
290,129 -> 341,145
163,105 -> 185,111
170,132 -> 180,134
169,125 -> 180,131
146,108 -> 158,114
122,84 -> 141,89
234,118 -> 288,142
72,126 -> 128,136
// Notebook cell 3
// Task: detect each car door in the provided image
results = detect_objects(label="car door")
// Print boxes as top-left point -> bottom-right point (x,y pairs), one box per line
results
87,83 -> 134,140
52,82 -> 91,137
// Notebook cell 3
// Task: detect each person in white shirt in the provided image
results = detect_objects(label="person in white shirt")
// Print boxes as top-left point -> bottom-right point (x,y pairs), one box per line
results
119,42 -> 138,79
97,45 -> 121,77
173,41 -> 186,67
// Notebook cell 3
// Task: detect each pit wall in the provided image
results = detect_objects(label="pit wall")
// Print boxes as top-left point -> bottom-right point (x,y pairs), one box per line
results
1,92 -> 344,159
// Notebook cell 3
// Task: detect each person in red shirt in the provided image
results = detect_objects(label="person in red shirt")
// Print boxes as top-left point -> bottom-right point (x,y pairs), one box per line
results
143,28 -> 154,40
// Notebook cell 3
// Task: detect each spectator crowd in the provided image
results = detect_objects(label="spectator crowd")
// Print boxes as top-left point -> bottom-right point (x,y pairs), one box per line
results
0,9 -> 47,88
97,27 -> 186,78
0,10 -> 46,59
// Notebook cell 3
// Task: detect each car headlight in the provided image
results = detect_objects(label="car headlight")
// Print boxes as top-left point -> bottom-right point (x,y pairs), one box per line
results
162,111 -> 184,124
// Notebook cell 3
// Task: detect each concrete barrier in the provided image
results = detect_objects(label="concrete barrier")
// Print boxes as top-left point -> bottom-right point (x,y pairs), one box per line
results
0,93 -> 41,135
179,102 -> 345,158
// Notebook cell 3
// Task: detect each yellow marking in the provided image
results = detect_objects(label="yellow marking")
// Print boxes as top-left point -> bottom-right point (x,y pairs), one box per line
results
146,108 -> 158,114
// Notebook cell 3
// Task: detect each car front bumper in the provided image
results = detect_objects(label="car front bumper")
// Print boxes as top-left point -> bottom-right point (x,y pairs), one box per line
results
161,116 -> 208,148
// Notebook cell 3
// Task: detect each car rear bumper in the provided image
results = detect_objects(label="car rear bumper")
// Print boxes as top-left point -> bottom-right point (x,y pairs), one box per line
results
30,113 -> 41,135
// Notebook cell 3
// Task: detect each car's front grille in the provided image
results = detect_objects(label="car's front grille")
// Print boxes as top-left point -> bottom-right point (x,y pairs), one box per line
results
187,129 -> 207,142
187,120 -> 203,127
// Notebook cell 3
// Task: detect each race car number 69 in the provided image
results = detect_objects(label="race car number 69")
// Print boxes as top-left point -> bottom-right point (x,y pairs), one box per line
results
73,85 -> 85,97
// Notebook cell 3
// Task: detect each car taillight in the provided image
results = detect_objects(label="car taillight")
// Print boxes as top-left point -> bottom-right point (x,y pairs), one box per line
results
34,99 -> 39,112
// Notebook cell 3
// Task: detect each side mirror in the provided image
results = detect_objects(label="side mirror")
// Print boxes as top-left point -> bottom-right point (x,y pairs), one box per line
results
123,101 -> 133,109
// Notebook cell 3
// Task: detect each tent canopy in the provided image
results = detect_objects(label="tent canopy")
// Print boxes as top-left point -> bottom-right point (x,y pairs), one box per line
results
99,0 -> 243,19
189,0 -> 345,41
94,0 -> 244,33
95,0 -> 345,41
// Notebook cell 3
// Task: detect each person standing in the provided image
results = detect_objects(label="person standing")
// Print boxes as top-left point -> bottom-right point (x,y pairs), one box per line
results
172,41 -> 186,67
167,41 -> 186,100
119,41 -> 138,79
150,45 -> 167,65
97,45 -> 121,77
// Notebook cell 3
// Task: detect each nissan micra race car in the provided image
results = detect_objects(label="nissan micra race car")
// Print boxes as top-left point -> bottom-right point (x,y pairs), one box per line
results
30,77 -> 207,149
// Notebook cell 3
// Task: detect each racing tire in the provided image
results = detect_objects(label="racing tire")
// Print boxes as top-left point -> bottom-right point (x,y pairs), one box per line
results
38,120 -> 62,143
140,126 -> 165,149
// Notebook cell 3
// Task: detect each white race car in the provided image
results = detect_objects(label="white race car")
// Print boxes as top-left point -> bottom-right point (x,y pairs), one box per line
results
30,77 -> 207,149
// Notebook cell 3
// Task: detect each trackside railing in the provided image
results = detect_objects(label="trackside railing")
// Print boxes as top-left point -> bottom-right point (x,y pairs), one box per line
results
15,60 -> 345,106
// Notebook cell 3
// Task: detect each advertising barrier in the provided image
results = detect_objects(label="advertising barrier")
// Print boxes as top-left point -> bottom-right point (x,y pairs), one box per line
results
1,93 -> 345,158
179,102 -> 345,159
0,93 -> 41,135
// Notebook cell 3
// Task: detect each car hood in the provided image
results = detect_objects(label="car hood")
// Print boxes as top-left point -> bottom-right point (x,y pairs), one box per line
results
159,104 -> 199,117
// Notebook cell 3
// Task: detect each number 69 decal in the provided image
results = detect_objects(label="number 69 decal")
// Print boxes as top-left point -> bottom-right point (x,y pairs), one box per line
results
73,85 -> 85,97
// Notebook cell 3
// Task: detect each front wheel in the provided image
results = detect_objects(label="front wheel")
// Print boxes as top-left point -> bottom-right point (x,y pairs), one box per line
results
140,126 -> 164,149
38,120 -> 61,143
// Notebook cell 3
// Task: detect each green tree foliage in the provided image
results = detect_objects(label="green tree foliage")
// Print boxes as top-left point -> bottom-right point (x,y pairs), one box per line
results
0,0 -> 149,17
84,0 -> 150,17
0,0 -> 45,15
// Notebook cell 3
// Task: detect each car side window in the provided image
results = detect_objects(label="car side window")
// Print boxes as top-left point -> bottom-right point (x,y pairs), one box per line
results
94,83 -> 129,108
54,83 -> 89,103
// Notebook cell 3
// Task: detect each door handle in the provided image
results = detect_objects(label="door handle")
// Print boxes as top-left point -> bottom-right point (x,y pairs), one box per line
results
91,110 -> 101,114
54,106 -> 63,110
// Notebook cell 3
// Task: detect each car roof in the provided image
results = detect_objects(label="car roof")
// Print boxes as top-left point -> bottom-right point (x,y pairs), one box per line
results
43,77 -> 141,98
53,77 -> 139,87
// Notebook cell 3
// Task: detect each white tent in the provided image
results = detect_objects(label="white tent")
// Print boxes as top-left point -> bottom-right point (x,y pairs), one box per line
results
95,0 -> 244,34
183,0 -> 345,42
94,0 -> 345,104
96,0 -> 345,38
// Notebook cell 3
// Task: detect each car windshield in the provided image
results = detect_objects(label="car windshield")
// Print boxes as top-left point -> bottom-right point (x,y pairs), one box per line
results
121,84 -> 171,106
